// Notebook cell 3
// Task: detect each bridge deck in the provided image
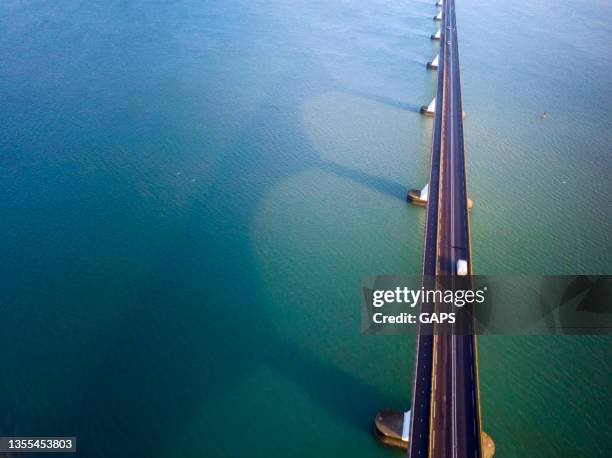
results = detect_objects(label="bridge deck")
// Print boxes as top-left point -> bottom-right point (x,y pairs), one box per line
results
408,1 -> 483,457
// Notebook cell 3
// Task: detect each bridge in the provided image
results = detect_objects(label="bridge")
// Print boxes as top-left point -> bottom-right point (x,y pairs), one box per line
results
374,1 -> 494,457
409,0 -> 484,453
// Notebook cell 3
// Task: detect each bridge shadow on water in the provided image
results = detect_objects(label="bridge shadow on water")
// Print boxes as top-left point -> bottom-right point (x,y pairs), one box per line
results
317,159 -> 407,202
339,87 -> 422,114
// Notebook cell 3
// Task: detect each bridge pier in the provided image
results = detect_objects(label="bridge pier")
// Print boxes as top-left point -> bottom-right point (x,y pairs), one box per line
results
373,410 -> 410,449
421,98 -> 465,118
407,184 -> 428,205
373,410 -> 495,457
427,54 -> 439,69
431,29 -> 441,40
434,11 -> 442,21
420,98 -> 436,116
408,183 -> 473,209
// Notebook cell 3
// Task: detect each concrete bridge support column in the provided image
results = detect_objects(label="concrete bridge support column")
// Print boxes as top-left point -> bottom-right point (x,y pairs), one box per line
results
427,54 -> 439,69
420,98 -> 436,116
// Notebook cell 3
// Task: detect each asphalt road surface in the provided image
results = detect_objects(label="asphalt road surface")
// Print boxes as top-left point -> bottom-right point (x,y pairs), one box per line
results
408,1 -> 483,457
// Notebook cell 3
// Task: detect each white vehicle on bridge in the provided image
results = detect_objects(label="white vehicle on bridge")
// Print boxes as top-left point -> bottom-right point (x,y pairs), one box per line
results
457,259 -> 468,276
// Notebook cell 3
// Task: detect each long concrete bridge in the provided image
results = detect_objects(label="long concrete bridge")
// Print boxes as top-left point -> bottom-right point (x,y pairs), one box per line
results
374,1 -> 494,457
409,0 -> 483,456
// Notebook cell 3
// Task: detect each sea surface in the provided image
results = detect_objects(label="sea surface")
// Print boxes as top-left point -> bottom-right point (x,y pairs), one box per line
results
1,0 -> 611,456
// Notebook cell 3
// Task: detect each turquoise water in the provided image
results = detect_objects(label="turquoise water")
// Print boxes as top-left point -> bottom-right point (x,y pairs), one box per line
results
1,0 -> 611,456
